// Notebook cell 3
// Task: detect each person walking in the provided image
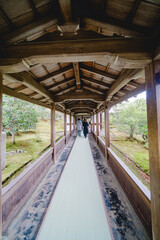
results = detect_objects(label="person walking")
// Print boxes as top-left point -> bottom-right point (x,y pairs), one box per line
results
83,118 -> 89,138
77,118 -> 82,137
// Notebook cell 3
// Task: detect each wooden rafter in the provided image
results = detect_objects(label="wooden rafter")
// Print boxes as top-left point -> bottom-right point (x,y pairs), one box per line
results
81,76 -> 110,88
58,0 -> 72,22
82,83 -> 105,94
38,65 -> 73,83
126,0 -> 142,25
67,104 -> 95,110
108,83 -> 145,108
47,77 -> 75,90
0,17 -> 58,44
3,86 -> 52,109
80,64 -> 117,80
73,62 -> 81,89
0,37 -> 152,60
0,6 -> 15,30
53,85 -> 76,95
28,0 -> 40,19
71,108 -> 92,113
54,90 -> 105,102
4,72 -> 53,101
105,69 -> 142,101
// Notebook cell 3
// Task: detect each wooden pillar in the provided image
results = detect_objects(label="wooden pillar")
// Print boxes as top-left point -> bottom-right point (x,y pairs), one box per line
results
100,112 -> 102,130
93,113 -> 95,132
70,113 -> 72,135
0,73 -> 2,239
73,115 -> 75,131
145,61 -> 160,240
104,103 -> 110,162
51,102 -> 55,162
64,110 -> 66,144
96,111 -> 99,137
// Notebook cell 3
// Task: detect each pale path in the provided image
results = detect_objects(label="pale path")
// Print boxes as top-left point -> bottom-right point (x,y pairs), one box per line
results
37,136 -> 112,240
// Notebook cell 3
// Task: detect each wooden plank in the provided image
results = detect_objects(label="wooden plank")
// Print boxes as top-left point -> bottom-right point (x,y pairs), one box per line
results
67,104 -> 95,110
53,85 -> 76,96
108,83 -> 145,108
70,113 -> 72,135
104,103 -> 110,162
0,38 -> 152,60
47,76 -> 75,90
0,17 -> 58,44
80,64 -> 117,80
51,103 -> 56,162
145,61 -> 160,240
73,62 -> 81,89
58,0 -> 72,22
54,90 -> 105,102
105,69 -> 142,101
81,76 -> 110,88
39,65 -> 73,84
4,72 -> 53,101
0,73 -> 2,238
3,86 -> 52,109
83,18 -> 148,37
0,6 -> 15,30
96,112 -> 99,140
64,110 -> 67,143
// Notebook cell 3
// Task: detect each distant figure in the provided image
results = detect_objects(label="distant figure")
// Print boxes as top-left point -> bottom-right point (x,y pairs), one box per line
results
77,118 -> 82,137
83,119 -> 89,138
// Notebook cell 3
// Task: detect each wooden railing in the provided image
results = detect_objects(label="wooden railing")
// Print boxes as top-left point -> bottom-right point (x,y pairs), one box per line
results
2,130 -> 75,232
92,131 -> 152,238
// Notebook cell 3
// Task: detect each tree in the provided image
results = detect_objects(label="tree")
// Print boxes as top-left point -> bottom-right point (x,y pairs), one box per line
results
3,95 -> 38,144
110,98 -> 148,140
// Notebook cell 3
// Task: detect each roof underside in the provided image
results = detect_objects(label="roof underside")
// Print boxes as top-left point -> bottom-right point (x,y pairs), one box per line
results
0,0 -> 160,115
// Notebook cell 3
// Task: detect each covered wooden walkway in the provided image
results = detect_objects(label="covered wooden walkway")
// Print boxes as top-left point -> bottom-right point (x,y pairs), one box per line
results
37,136 -> 112,240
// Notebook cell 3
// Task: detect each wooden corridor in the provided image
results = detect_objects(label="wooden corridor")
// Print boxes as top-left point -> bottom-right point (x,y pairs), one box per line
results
37,136 -> 112,240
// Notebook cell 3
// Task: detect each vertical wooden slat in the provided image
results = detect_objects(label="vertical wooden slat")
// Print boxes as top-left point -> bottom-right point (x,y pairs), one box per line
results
96,111 -> 99,137
145,61 -> 160,240
64,110 -> 66,144
104,103 -> 110,161
51,102 -> 55,162
93,113 -> 95,132
0,73 -> 3,238
100,112 -> 102,130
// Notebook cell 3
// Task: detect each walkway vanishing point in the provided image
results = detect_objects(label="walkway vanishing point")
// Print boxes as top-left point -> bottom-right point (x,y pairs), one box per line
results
4,134 -> 150,240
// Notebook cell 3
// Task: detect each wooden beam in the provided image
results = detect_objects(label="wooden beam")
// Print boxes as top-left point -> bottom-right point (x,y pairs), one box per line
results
80,64 -> 117,80
0,6 -> 15,30
0,38 -> 152,60
105,69 -> 142,101
4,72 -> 53,101
54,90 -> 105,102
73,62 -> 81,89
145,61 -> 160,240
0,73 -> 2,237
58,0 -> 72,22
64,110 -> 67,143
69,113 -> 72,134
39,65 -> 73,84
3,86 -> 52,109
82,82 -> 106,94
67,104 -> 96,110
47,76 -> 75,90
104,103 -> 110,162
83,18 -> 147,37
108,83 -> 145,108
71,108 -> 93,112
96,112 -> 99,138
15,85 -> 27,92
0,17 -> 58,44
81,76 -> 110,88
51,103 -> 56,162
72,109 -> 91,114
28,0 -> 40,19
53,85 -> 76,95
126,0 -> 142,25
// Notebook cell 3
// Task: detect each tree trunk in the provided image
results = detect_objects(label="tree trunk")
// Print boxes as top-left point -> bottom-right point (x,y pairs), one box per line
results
12,133 -> 15,144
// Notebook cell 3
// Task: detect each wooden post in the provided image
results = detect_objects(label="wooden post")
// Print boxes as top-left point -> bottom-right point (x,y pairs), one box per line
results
51,102 -> 55,162
145,61 -> 160,240
0,73 -> 3,239
93,113 -> 95,132
70,113 -> 72,136
64,110 -> 66,144
73,115 -> 75,131
100,112 -> 102,130
104,102 -> 110,162
96,111 -> 99,143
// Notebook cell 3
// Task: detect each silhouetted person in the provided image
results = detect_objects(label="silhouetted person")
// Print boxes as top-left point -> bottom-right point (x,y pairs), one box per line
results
83,118 -> 89,138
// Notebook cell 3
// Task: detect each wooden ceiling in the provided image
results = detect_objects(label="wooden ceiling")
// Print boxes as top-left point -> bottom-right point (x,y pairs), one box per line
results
0,0 -> 160,115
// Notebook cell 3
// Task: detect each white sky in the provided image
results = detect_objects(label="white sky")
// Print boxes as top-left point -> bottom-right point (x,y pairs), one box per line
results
128,91 -> 146,103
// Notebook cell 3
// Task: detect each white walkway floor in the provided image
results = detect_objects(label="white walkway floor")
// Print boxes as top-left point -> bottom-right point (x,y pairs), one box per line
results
37,136 -> 112,240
